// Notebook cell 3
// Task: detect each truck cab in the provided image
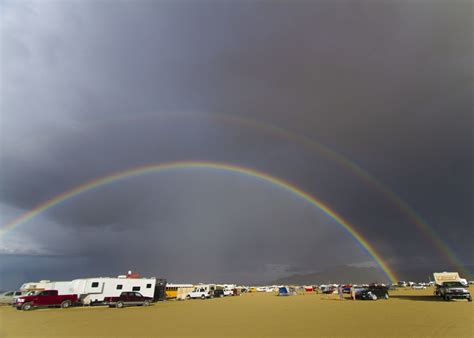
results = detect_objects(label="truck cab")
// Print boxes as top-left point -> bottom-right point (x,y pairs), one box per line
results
15,290 -> 79,310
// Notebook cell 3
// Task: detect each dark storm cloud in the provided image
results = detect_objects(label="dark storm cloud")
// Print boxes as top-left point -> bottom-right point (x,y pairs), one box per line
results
0,0 -> 472,287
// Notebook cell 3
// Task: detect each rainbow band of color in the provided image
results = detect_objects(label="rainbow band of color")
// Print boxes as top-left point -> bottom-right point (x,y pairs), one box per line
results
0,161 -> 398,282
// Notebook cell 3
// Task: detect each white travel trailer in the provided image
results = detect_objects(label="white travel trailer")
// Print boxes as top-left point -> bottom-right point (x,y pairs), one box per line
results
71,277 -> 157,304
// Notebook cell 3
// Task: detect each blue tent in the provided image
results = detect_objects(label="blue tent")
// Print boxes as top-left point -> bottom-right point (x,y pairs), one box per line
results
278,287 -> 289,296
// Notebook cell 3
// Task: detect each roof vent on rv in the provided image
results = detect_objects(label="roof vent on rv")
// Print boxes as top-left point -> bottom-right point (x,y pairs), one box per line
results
126,271 -> 141,279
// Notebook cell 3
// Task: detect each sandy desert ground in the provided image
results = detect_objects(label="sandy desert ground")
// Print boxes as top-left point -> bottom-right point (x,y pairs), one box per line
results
0,288 -> 472,337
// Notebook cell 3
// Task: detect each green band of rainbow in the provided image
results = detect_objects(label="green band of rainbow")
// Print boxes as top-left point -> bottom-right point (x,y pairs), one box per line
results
0,161 -> 398,283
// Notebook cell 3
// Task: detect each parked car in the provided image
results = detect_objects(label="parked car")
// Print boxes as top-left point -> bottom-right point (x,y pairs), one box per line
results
435,282 -> 472,302
223,288 -> 234,296
0,291 -> 23,305
214,289 -> 225,298
354,289 -> 378,300
351,285 -> 389,300
186,287 -> 213,300
320,285 -> 335,294
342,285 -> 352,294
367,285 -> 390,299
232,288 -> 242,296
104,291 -> 152,308
412,284 -> 426,289
15,290 -> 79,311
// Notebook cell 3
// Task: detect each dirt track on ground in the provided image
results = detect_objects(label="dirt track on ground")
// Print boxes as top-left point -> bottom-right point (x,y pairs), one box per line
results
0,288 -> 472,337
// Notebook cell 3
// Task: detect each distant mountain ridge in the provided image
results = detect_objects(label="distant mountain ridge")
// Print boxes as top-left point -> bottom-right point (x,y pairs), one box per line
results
272,265 -> 387,285
271,264 -> 474,285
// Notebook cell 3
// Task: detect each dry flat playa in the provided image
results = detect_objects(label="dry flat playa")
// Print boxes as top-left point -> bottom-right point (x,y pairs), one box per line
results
0,288 -> 472,337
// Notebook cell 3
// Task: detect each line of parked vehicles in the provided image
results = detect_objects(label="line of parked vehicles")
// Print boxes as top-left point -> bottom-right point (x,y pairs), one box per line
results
1,271 -> 470,311
0,271 -> 248,311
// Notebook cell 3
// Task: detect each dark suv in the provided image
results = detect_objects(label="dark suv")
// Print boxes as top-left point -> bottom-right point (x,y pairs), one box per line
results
354,285 -> 389,300
104,292 -> 152,308
367,285 -> 389,299
214,289 -> 225,298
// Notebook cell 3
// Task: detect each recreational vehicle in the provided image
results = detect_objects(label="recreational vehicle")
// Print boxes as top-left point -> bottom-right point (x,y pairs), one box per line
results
71,277 -> 157,304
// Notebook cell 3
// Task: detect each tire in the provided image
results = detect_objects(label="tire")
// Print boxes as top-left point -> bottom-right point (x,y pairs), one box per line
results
22,303 -> 33,311
201,295 -> 206,300
143,300 -> 150,307
61,300 -> 71,309
116,301 -> 124,308
186,295 -> 191,300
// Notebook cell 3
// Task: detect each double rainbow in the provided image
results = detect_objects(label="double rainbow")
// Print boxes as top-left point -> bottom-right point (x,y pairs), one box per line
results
101,111 -> 468,276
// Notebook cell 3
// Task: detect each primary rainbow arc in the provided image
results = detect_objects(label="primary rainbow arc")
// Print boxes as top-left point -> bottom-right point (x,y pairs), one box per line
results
0,161 -> 398,283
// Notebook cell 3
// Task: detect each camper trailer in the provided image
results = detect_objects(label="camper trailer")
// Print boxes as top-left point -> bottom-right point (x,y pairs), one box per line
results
71,277 -> 157,304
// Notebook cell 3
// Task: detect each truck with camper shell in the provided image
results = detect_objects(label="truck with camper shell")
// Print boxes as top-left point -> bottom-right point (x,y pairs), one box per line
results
433,272 -> 472,302
186,284 -> 215,300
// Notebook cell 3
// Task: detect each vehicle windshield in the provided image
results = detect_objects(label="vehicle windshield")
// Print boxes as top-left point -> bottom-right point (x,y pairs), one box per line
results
443,282 -> 464,288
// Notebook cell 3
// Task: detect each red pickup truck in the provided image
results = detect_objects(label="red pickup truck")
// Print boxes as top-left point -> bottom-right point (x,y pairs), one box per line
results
15,290 -> 79,311
104,291 -> 152,308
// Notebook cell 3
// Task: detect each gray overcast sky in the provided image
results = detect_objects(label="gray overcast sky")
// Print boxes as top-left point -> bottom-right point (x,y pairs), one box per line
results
0,0 -> 472,288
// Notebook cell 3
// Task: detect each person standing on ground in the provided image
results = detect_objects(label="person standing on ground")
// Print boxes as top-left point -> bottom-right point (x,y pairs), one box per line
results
338,285 -> 344,300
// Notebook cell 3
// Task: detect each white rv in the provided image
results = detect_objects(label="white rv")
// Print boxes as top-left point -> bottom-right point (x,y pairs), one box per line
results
73,277 -> 157,304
